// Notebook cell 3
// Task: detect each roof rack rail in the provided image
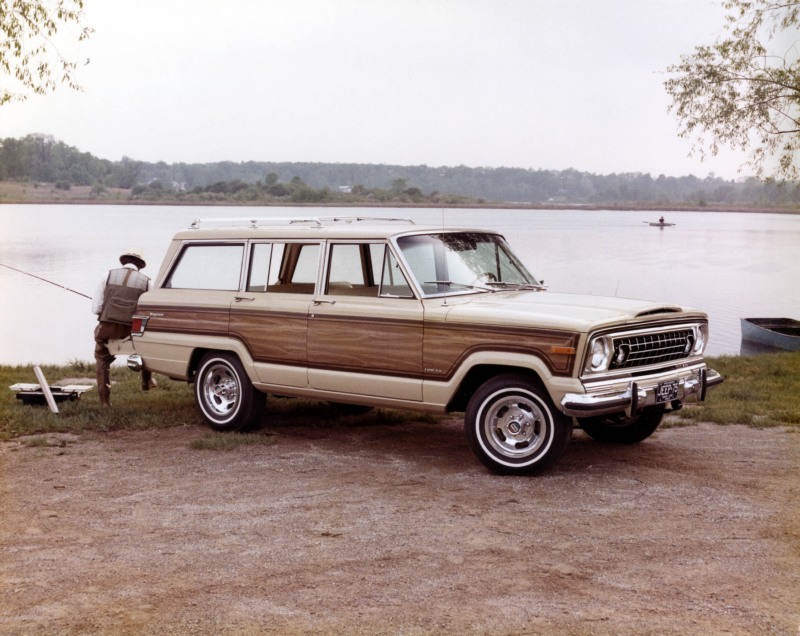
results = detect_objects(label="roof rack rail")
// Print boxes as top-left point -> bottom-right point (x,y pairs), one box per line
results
189,216 -> 416,229
305,216 -> 415,225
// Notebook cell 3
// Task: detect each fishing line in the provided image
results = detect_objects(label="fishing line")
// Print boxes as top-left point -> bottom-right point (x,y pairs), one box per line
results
0,262 -> 92,299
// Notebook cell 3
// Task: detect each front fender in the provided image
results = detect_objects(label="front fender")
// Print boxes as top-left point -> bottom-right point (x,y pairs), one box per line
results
423,350 -> 582,411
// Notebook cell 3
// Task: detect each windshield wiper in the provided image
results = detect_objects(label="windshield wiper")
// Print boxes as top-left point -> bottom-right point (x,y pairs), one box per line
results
483,281 -> 547,291
423,280 -> 493,292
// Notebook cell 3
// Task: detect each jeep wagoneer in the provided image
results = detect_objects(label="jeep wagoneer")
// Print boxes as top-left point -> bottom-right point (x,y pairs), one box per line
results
128,216 -> 723,474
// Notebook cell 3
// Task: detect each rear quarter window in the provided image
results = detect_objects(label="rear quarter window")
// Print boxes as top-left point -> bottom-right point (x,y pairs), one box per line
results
165,244 -> 244,290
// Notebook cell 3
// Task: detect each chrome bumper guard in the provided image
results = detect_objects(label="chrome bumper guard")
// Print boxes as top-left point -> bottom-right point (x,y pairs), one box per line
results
561,367 -> 724,418
126,354 -> 144,372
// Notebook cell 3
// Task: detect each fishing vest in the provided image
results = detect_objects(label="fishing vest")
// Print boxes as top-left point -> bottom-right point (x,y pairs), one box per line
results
99,267 -> 150,325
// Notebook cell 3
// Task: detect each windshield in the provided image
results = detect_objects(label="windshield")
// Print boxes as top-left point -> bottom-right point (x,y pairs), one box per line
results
396,232 -> 540,296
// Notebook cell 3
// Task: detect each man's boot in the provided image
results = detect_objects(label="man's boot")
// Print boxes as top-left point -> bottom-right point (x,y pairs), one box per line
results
141,370 -> 157,391
96,366 -> 112,406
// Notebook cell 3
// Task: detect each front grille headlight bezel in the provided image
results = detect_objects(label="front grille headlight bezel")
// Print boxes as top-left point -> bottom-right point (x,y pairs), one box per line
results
583,322 -> 709,376
692,323 -> 708,355
585,336 -> 611,373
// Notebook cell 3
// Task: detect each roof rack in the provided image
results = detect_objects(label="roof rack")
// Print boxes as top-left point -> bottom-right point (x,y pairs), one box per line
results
309,216 -> 416,226
189,216 -> 416,230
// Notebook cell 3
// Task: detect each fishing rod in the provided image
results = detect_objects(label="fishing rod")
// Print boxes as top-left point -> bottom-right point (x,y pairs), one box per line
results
0,262 -> 92,300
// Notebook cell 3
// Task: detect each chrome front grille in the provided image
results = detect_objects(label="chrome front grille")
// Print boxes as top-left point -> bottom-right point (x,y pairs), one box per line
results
609,329 -> 694,369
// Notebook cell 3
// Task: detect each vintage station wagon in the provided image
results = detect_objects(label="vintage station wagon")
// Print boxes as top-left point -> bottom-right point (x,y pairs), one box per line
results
128,216 -> 723,475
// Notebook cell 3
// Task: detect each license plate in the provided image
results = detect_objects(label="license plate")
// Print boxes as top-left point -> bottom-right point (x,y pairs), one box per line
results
655,380 -> 679,403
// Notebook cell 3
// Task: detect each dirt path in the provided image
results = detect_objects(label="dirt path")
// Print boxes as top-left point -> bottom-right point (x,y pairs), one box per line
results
1,417 -> 798,635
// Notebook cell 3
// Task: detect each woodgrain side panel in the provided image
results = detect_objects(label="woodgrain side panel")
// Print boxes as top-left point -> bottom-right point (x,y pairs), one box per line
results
140,304 -> 578,381
230,309 -> 309,364
138,305 -> 230,338
308,315 -> 423,376
424,323 -> 579,378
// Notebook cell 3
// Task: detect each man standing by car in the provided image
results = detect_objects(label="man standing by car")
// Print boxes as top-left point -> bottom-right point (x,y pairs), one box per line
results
92,248 -> 155,406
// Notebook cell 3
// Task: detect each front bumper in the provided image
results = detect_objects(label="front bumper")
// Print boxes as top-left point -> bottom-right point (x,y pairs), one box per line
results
561,365 -> 724,418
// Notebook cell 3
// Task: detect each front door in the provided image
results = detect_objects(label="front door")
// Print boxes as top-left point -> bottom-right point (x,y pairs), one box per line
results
307,242 -> 424,401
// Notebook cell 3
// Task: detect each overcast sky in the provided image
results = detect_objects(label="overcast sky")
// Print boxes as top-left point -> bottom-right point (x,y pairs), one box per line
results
2,0 -> 752,179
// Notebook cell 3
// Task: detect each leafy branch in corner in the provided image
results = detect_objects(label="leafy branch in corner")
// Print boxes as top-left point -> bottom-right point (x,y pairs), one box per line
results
665,0 -> 800,181
0,0 -> 93,105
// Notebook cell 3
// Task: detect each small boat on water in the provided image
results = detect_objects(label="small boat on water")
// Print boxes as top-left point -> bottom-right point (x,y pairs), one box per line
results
645,218 -> 675,227
740,317 -> 800,351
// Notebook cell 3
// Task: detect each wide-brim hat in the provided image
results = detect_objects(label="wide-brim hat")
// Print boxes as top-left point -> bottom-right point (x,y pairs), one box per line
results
120,248 -> 146,269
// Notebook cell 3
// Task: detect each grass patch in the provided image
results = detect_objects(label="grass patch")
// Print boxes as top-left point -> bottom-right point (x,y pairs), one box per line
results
2,352 -> 797,440
0,363 -> 439,440
190,432 -> 277,451
0,361 -> 195,440
19,435 -> 66,448
674,352 -> 800,428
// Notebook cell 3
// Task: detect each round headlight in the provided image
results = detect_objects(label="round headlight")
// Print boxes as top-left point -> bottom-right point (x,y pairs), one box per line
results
693,325 -> 708,355
589,337 -> 610,371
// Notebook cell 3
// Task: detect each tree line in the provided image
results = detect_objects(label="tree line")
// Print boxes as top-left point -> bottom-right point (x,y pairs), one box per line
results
1,134 -> 798,208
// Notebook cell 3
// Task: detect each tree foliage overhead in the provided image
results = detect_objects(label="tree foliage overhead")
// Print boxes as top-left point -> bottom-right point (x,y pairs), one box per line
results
0,0 -> 92,106
665,0 -> 799,180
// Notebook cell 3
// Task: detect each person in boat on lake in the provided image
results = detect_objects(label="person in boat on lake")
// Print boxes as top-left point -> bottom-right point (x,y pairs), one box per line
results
659,216 -> 665,224
91,248 -> 155,406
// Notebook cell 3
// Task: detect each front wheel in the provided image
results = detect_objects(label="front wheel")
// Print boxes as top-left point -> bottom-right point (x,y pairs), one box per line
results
578,407 -> 664,444
465,374 -> 572,475
194,352 -> 265,431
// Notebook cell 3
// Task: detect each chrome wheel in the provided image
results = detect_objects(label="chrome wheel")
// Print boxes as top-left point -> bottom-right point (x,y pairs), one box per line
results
482,394 -> 548,460
194,352 -> 265,431
465,374 -> 571,475
200,362 -> 240,418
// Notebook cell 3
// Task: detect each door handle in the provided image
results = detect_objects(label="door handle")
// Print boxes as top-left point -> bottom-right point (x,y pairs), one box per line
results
234,295 -> 255,302
313,298 -> 336,305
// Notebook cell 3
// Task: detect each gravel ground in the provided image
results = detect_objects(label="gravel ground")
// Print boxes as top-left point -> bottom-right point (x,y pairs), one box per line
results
1,415 -> 798,635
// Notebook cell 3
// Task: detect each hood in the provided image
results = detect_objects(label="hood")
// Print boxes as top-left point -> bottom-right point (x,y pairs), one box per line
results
436,291 -> 699,332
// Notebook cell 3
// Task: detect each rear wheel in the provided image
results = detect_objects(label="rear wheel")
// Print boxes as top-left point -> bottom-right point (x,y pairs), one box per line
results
465,374 -> 571,475
194,352 -> 265,431
578,407 -> 664,444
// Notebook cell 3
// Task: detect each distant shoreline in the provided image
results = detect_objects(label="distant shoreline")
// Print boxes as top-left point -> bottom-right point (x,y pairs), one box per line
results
2,199 -> 797,215
1,182 -> 797,214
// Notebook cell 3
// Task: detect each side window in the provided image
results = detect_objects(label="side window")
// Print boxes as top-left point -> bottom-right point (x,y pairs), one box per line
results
369,244 -> 384,281
397,235 -> 440,295
379,249 -> 414,298
246,243 -> 271,292
267,243 -> 285,287
325,243 -> 413,298
326,244 -> 368,294
165,244 -> 244,290
267,243 -> 319,294
327,243 -> 397,297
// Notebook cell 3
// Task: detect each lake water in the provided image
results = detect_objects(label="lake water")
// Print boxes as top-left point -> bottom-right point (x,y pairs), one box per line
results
1,204 -> 798,366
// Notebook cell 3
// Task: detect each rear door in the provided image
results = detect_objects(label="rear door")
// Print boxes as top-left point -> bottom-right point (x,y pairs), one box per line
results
229,241 -> 320,388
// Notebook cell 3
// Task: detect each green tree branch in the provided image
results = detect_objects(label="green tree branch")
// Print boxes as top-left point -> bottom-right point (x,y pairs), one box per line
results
0,0 -> 92,105
665,0 -> 799,180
